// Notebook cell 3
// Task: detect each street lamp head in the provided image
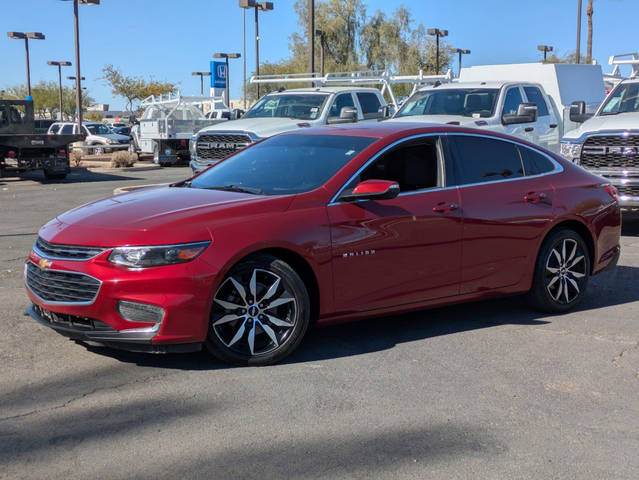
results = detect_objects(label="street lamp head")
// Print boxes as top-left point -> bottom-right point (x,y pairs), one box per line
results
7,31 -> 26,39
239,0 -> 255,7
537,45 -> 553,52
214,53 -> 241,59
26,32 -> 46,40
427,28 -> 448,37
192,72 -> 211,76
60,0 -> 100,4
48,61 -> 72,66
257,1 -> 274,11
455,49 -> 471,55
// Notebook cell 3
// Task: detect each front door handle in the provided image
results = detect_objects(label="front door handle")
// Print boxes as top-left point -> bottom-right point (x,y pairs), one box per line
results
524,192 -> 547,203
433,202 -> 458,214
525,127 -> 534,132
549,123 -> 557,128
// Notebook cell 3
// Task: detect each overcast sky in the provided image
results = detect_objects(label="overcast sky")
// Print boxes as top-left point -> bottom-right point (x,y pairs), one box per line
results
1,0 -> 634,109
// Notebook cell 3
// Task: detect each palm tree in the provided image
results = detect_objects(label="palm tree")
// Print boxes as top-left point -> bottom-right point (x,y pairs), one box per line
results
586,0 -> 594,64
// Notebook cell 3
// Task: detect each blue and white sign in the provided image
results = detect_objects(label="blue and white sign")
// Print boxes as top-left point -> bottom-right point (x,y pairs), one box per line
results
211,61 -> 227,89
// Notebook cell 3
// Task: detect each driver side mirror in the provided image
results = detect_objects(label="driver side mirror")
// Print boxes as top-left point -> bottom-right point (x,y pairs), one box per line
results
377,105 -> 392,122
231,109 -> 244,120
569,101 -> 593,123
340,106 -> 358,123
339,179 -> 400,202
502,102 -> 538,125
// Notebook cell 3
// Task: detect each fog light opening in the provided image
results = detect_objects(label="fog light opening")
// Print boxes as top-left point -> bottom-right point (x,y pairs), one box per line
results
117,300 -> 165,328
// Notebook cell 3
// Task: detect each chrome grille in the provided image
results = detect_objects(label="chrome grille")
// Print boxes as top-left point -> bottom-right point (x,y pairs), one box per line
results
580,135 -> 639,169
196,134 -> 252,161
26,262 -> 101,304
35,237 -> 105,260
617,185 -> 639,197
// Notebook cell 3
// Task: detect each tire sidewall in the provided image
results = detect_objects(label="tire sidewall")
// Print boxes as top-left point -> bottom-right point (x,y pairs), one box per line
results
205,254 -> 310,366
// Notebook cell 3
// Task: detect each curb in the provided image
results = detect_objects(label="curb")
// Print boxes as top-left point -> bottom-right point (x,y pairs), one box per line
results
84,165 -> 162,173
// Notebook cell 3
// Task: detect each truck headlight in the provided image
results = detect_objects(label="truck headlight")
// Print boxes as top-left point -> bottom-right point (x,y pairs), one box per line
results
560,141 -> 582,163
189,136 -> 197,155
108,241 -> 210,268
105,138 -> 114,144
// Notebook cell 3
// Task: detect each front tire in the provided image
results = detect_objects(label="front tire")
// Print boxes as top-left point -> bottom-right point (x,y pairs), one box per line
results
527,228 -> 590,313
205,254 -> 310,366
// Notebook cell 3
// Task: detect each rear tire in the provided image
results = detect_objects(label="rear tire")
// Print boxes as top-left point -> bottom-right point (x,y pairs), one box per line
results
527,228 -> 591,313
205,254 -> 310,366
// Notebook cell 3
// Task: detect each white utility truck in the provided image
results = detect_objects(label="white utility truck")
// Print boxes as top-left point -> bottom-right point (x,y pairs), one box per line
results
387,62 -> 606,153
130,92 -> 229,166
188,70 -> 452,173
561,54 -> 639,211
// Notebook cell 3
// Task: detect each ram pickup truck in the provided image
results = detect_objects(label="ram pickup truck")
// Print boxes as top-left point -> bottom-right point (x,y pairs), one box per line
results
189,86 -> 386,173
561,77 -> 639,211
0,100 -> 80,180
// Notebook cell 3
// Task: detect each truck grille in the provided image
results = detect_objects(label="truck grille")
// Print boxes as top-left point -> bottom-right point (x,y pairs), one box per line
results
580,135 -> 639,169
617,185 -> 639,197
196,134 -> 252,161
26,262 -> 101,304
33,304 -> 116,332
35,237 -> 105,260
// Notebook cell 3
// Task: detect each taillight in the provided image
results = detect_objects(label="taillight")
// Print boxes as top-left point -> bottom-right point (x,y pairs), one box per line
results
604,185 -> 619,202
180,139 -> 187,147
8,150 -> 16,159
58,149 -> 67,157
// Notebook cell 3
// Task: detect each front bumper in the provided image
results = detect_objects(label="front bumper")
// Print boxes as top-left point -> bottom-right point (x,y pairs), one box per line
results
189,157 -> 220,173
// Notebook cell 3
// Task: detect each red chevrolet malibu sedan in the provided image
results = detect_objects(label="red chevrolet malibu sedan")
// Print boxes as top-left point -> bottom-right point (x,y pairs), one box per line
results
25,124 -> 621,365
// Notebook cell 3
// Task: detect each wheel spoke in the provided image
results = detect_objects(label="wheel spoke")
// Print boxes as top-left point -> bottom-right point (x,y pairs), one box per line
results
227,321 -> 246,347
567,240 -> 577,263
267,297 -> 295,308
568,269 -> 585,279
552,278 -> 563,301
551,248 -> 562,266
546,266 -> 559,274
563,278 -> 570,303
214,298 -> 244,311
259,321 -> 279,347
568,255 -> 584,270
266,313 -> 294,327
261,276 -> 281,302
213,314 -> 244,326
567,277 -> 580,294
229,277 -> 248,304
561,240 -> 567,264
548,275 -> 560,289
249,270 -> 257,299
247,324 -> 256,355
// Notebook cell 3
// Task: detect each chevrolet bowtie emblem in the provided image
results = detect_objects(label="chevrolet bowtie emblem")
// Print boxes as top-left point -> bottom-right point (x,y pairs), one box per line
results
39,258 -> 53,269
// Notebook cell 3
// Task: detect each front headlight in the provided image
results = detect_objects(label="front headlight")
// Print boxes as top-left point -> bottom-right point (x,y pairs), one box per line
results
105,138 -> 114,144
189,136 -> 197,155
560,141 -> 583,162
108,241 -> 210,268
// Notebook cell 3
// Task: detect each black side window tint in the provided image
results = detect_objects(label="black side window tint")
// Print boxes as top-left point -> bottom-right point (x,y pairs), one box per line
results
357,139 -> 440,193
50,124 -> 60,134
523,87 -> 549,116
357,92 -> 382,118
61,125 -> 73,134
518,146 -> 555,175
502,88 -> 523,116
451,136 -> 524,185
329,94 -> 355,117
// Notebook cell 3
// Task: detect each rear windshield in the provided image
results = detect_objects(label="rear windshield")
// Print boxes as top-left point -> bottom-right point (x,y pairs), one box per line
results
396,88 -> 499,118
190,134 -> 376,195
243,93 -> 329,120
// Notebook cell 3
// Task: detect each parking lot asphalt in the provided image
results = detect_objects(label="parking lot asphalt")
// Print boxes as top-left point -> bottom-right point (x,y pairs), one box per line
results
1,167 -> 638,479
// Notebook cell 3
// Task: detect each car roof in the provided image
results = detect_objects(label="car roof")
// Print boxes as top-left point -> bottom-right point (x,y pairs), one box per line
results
266,87 -> 382,94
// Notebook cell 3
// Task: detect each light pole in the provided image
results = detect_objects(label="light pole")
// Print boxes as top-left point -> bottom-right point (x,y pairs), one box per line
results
242,7 -> 247,108
7,32 -> 46,98
537,44 -> 553,62
576,0 -> 582,63
60,0 -> 100,134
427,28 -> 448,74
239,1 -> 274,99
214,53 -> 241,107
308,0 -> 315,75
454,49 -> 470,76
316,29 -> 326,76
48,61 -> 72,120
192,72 -> 211,95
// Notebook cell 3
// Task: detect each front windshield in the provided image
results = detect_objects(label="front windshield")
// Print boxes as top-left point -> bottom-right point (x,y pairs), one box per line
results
243,93 -> 329,120
189,134 -> 376,195
396,88 -> 499,118
86,124 -> 113,135
600,83 -> 639,115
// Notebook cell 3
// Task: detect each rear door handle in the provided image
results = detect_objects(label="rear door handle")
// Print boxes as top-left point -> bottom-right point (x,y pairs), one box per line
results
524,192 -> 547,203
549,123 -> 557,128
525,127 -> 534,132
433,202 -> 458,213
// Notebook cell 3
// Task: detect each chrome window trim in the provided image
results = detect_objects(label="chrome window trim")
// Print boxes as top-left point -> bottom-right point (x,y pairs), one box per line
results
446,132 -> 564,189
33,241 -> 107,262
25,261 -> 103,306
328,132 -> 563,206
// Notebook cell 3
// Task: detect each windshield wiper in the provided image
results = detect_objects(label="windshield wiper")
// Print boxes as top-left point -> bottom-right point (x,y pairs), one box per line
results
204,184 -> 263,195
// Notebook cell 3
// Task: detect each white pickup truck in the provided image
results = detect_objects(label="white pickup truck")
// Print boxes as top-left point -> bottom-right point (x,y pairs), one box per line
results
189,85 -> 387,173
561,77 -> 639,210
387,62 -> 606,153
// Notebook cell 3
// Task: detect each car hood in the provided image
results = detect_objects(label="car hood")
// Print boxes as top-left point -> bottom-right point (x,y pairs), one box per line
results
197,117 -> 314,138
563,112 -> 639,140
39,185 -> 292,247
388,115 -> 480,126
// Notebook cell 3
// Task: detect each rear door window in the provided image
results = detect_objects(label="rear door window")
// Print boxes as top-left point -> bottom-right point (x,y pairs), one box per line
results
49,124 -> 60,134
60,124 -> 73,134
518,145 -> 556,175
356,92 -> 382,119
523,86 -> 549,116
448,135 -> 525,185
329,93 -> 356,119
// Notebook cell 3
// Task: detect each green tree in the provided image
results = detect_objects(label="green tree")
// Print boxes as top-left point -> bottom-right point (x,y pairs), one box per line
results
3,81 -> 93,119
102,64 -> 175,113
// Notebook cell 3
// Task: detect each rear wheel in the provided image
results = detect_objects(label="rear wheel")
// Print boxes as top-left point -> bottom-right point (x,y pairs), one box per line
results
205,254 -> 310,366
527,228 -> 590,313
93,145 -> 105,155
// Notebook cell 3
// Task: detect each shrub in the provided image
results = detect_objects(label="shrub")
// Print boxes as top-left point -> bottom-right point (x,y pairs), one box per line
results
71,148 -> 84,167
110,151 -> 137,168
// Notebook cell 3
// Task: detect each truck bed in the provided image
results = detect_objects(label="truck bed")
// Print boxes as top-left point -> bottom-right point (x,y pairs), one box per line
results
0,133 -> 82,150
